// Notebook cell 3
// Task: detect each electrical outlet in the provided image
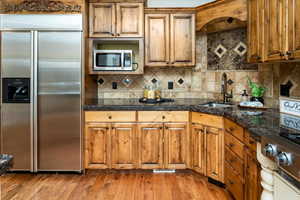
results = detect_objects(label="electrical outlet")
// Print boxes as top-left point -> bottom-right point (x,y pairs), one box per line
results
168,81 -> 174,90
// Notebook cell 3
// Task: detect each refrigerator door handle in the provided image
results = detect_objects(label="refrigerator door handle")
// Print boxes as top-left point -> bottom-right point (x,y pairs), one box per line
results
32,31 -> 38,173
30,31 -> 34,172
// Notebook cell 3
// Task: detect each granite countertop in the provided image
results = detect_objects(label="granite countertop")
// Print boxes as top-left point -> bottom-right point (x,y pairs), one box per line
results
0,154 -> 13,175
83,98 -> 300,142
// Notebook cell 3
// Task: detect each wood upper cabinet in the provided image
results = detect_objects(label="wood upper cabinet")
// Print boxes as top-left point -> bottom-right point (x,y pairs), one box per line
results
192,124 -> 206,174
89,3 -> 116,37
145,14 -> 170,67
248,0 -> 300,62
89,3 -> 144,38
138,123 -> 164,169
287,0 -> 300,60
116,3 -> 144,37
145,13 -> 195,67
170,14 -> 195,67
164,123 -> 188,169
264,0 -> 285,61
111,123 -> 137,169
85,123 -> 111,169
247,0 -> 264,62
206,127 -> 224,182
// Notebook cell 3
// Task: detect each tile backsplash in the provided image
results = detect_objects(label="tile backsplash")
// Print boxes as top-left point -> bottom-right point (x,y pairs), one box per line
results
96,27 -> 300,108
207,28 -> 258,71
97,28 -> 259,102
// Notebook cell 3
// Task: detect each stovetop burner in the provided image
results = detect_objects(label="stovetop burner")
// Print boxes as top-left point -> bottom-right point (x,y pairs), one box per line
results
279,131 -> 300,145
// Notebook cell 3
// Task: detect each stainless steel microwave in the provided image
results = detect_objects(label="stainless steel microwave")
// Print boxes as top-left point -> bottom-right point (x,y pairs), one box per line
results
93,50 -> 133,71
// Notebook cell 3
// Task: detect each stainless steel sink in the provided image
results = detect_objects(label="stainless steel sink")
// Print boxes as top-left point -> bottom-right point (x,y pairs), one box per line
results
200,102 -> 233,108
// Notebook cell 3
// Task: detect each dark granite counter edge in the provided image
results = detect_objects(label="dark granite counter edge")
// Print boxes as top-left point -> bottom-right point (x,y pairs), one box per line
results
83,102 -> 284,143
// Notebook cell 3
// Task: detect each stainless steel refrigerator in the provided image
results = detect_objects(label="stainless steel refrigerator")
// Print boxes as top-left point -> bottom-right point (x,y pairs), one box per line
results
0,14 -> 82,172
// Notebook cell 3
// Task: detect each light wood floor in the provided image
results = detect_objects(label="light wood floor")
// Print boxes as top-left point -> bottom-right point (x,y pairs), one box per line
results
0,171 -> 232,200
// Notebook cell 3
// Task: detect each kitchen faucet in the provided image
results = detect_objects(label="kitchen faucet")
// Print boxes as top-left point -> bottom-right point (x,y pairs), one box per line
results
221,72 -> 233,103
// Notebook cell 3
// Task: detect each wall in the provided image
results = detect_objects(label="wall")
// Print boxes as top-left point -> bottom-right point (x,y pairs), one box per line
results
97,28 -> 262,104
147,0 -> 215,7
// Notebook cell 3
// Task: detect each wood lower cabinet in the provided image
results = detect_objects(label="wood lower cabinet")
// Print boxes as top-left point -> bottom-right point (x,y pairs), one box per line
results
85,123 -> 111,169
192,124 -> 206,174
138,123 -> 164,169
111,123 -> 137,169
245,143 -> 262,200
191,112 -> 224,183
164,123 -> 188,169
206,127 -> 224,182
224,120 -> 262,200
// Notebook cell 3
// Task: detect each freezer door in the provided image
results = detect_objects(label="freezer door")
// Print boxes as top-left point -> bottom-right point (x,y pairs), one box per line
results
36,32 -> 81,171
1,31 -> 32,171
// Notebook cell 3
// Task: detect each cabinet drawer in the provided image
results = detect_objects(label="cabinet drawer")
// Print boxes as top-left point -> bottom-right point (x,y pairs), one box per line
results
225,147 -> 244,177
191,112 -> 223,129
138,111 -> 189,122
225,163 -> 244,200
225,132 -> 245,159
85,111 -> 136,122
224,118 -> 244,142
245,130 -> 257,151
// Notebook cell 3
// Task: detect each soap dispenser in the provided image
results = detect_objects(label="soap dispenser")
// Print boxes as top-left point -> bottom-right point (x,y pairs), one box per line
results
241,90 -> 249,102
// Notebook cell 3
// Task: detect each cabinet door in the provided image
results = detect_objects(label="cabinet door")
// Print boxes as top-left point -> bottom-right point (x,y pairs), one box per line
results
192,124 -> 206,175
111,123 -> 137,169
85,123 -> 111,169
206,127 -> 224,182
138,123 -> 164,169
145,14 -> 170,67
164,123 -> 188,169
116,3 -> 144,37
170,14 -> 195,67
247,0 -> 264,62
89,3 -> 116,37
245,149 -> 262,200
264,0 -> 285,61
287,0 -> 300,60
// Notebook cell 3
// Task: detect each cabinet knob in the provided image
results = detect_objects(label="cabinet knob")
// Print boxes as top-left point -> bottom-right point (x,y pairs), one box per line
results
116,33 -> 120,36
229,180 -> 234,185
108,116 -> 112,119
229,143 -> 234,148
229,127 -> 234,132
162,116 -> 165,119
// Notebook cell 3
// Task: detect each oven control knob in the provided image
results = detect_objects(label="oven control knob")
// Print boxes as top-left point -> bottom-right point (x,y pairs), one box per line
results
263,144 -> 278,157
275,152 -> 293,166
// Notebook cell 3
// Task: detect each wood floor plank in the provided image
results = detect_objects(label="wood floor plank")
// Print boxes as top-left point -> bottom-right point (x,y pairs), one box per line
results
0,171 -> 231,200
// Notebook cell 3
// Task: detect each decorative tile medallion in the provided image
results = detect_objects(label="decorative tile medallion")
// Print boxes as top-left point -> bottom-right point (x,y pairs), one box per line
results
234,42 -> 247,56
122,77 -> 133,88
207,28 -> 258,71
214,44 -> 227,58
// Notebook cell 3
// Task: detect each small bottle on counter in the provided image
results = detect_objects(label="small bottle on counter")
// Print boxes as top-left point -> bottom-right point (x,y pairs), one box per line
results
241,90 -> 249,102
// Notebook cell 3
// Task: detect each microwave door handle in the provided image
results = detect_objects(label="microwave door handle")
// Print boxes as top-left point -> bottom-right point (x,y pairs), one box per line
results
121,52 -> 124,68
